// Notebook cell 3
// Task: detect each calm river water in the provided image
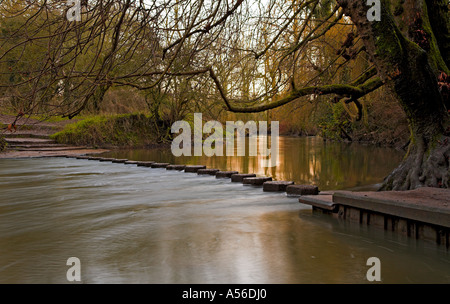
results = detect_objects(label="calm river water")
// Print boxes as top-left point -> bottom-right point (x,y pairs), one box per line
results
0,136 -> 448,283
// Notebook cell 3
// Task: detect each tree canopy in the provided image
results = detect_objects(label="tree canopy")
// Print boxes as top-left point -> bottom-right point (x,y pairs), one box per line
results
0,1 -> 387,116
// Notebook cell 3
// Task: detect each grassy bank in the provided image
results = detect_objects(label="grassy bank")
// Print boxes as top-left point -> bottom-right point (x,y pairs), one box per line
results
50,114 -> 162,148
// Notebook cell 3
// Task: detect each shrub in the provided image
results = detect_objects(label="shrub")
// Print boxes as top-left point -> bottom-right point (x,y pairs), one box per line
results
50,114 -> 160,148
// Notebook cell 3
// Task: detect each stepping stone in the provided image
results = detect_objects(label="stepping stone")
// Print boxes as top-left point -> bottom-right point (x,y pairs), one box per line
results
231,173 -> 256,182
151,162 -> 170,168
137,161 -> 155,167
216,171 -> 239,178
243,176 -> 272,185
166,165 -> 186,170
112,159 -> 128,163
286,185 -> 319,196
99,158 -> 115,162
88,156 -> 103,160
184,165 -> 207,173
263,181 -> 294,192
124,160 -> 139,165
197,169 -> 219,175
76,156 -> 90,159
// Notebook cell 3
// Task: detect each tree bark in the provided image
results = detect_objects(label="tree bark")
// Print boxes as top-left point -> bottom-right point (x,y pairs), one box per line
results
425,0 -> 450,69
338,0 -> 449,190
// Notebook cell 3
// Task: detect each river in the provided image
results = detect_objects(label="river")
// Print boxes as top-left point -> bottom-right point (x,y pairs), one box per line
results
0,136 -> 448,283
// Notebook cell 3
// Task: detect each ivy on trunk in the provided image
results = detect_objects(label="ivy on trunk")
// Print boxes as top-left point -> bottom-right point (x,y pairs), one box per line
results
337,0 -> 449,190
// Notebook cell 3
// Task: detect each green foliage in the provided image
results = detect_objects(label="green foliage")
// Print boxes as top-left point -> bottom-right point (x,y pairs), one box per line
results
318,102 -> 353,141
315,89 -> 409,147
50,114 -> 160,148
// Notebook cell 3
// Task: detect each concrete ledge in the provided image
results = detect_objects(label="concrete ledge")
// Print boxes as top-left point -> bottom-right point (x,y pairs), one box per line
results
299,195 -> 337,212
184,165 -> 207,173
263,181 -> 294,192
297,188 -> 450,247
243,177 -> 272,185
198,169 -> 220,175
166,165 -> 186,171
286,185 -> 319,196
216,171 -> 239,178
332,188 -> 450,228
231,173 -> 256,182
151,163 -> 170,168
318,191 -> 335,196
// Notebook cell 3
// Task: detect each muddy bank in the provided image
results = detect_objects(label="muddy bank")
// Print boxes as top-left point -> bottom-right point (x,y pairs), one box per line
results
0,148 -> 109,159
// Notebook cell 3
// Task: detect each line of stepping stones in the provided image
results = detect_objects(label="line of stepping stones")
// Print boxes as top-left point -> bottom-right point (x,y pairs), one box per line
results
65,155 -> 319,196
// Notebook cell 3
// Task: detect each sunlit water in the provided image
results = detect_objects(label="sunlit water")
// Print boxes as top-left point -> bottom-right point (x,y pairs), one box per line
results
101,136 -> 405,191
0,137 -> 449,283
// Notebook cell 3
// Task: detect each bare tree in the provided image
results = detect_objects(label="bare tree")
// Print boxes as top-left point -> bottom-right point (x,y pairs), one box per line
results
0,0 -> 448,190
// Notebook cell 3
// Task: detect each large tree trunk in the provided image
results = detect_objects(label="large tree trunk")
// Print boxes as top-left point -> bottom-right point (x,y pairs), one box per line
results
338,0 -> 450,190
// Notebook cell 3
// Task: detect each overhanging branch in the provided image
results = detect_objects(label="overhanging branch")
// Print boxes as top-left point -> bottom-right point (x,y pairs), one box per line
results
209,66 -> 384,113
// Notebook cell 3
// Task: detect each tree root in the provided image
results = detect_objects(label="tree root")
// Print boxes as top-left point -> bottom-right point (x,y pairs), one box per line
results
380,135 -> 450,190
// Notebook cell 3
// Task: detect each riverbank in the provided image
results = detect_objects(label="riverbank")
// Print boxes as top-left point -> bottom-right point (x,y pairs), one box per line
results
0,147 -> 109,159
0,113 -> 173,158
0,114 -> 109,158
50,113 -> 167,149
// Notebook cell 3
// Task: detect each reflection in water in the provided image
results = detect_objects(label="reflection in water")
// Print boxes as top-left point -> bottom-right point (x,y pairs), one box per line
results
0,157 -> 448,284
102,136 -> 404,190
